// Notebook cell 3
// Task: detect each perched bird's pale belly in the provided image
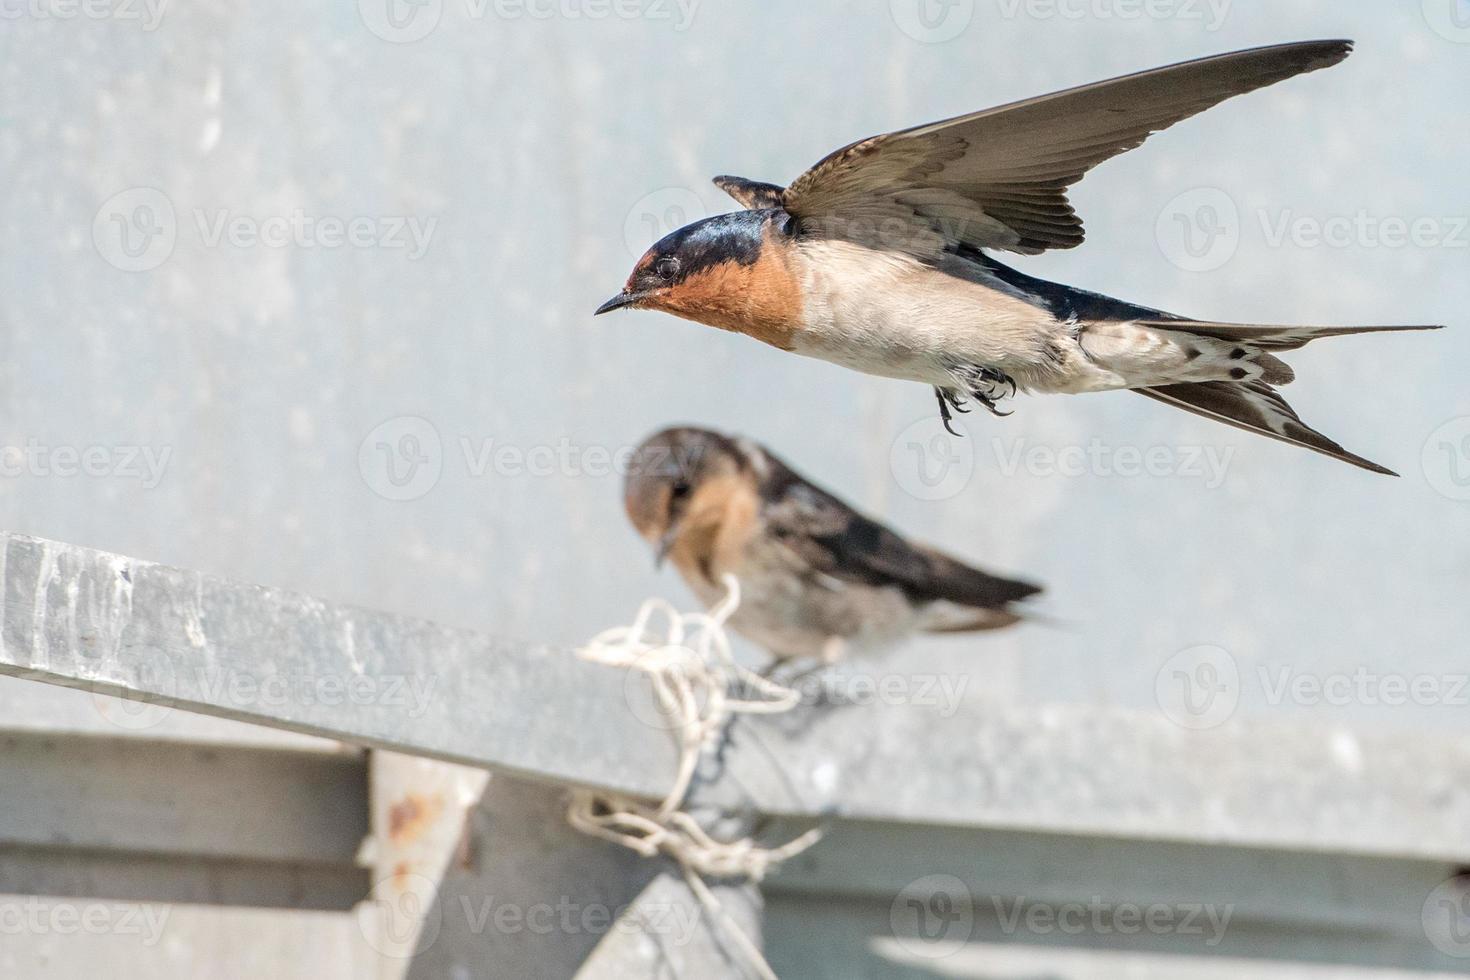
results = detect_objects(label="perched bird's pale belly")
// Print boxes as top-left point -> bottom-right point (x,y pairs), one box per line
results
681,536 -> 922,662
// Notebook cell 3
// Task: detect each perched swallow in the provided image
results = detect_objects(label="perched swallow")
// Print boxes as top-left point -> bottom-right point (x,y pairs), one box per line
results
598,41 -> 1441,475
623,427 -> 1041,663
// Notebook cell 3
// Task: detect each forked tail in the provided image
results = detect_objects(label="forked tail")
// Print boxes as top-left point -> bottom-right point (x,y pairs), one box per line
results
1136,378 -> 1395,475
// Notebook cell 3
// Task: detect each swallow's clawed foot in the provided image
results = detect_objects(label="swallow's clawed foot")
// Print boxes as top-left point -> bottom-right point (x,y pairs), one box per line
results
948,365 -> 1017,419
934,387 -> 971,436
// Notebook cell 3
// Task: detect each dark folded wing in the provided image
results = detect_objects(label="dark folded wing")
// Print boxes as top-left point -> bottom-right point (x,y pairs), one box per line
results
762,464 -> 1041,610
783,40 -> 1351,255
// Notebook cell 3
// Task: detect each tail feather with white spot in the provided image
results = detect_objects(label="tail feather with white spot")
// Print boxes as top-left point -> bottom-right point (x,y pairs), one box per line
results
1135,378 -> 1397,476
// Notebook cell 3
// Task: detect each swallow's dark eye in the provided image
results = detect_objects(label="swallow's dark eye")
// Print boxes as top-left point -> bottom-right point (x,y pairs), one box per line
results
654,257 -> 680,282
669,480 -> 691,502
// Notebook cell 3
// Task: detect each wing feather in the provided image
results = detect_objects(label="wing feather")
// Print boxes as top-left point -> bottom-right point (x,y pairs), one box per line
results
783,40 -> 1353,255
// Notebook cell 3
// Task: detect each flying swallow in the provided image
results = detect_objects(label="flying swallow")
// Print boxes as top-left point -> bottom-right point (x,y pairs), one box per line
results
598,40 -> 1441,476
623,427 -> 1041,663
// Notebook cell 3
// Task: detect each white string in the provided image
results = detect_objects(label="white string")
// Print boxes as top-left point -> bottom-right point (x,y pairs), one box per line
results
569,575 -> 822,980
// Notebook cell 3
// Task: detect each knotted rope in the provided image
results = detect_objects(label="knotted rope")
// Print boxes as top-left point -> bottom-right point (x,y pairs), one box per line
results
569,575 -> 822,979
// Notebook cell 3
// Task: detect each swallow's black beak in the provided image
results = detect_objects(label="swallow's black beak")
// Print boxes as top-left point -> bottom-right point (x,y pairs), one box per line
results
594,291 -> 638,316
654,528 -> 677,569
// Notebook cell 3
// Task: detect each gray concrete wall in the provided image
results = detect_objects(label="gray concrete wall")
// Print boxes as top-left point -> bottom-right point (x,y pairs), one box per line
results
2,1 -> 1464,737
1,1 -> 1466,976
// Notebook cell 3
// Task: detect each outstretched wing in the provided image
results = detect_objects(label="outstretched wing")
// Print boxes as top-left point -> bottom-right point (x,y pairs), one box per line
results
780,40 -> 1352,256
760,458 -> 1041,610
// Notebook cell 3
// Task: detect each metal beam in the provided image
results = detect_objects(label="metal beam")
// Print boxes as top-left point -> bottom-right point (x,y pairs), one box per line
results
699,699 -> 1470,864
0,532 -> 681,800
6,530 -> 1470,869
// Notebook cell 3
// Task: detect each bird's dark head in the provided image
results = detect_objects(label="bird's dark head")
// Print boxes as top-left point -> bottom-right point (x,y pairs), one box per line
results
623,426 -> 752,568
596,210 -> 802,347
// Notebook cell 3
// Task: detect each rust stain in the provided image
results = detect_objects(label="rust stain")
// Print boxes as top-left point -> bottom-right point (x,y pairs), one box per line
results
387,792 -> 443,845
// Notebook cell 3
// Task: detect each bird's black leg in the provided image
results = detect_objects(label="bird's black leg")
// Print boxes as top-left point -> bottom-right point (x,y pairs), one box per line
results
933,387 -> 970,437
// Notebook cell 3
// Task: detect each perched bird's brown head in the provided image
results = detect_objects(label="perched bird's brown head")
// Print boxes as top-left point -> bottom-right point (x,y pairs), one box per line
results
623,426 -> 751,570
595,210 -> 802,350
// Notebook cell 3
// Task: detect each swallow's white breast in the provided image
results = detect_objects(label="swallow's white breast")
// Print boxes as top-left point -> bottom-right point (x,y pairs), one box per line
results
787,239 -> 1063,390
